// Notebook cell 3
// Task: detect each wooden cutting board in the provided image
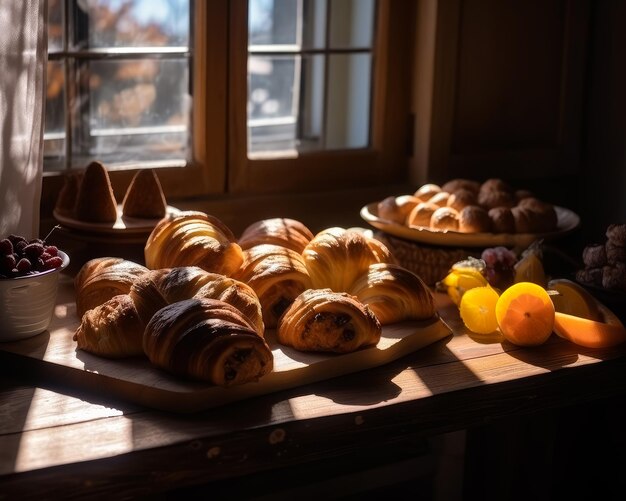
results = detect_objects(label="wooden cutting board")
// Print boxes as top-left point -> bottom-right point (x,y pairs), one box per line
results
0,277 -> 453,413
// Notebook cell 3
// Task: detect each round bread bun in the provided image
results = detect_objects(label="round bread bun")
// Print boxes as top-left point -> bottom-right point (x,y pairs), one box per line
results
516,197 -> 557,232
428,191 -> 450,207
458,205 -> 492,233
488,207 -> 516,234
441,178 -> 481,194
377,194 -> 421,224
480,178 -> 512,194
414,183 -> 441,201
515,189 -> 534,202
430,207 -> 460,232
478,189 -> 515,210
407,201 -> 439,228
511,206 -> 544,233
447,188 -> 478,211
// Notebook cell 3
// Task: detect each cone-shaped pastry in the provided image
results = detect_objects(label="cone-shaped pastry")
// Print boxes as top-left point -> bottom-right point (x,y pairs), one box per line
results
74,161 -> 118,223
348,263 -> 436,324
143,298 -> 274,386
121,169 -> 167,219
238,218 -> 314,254
233,244 -> 312,329
277,288 -> 381,353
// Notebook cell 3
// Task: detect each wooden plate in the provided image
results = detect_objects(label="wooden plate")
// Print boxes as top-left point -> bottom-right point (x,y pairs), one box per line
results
361,202 -> 580,248
54,205 -> 181,235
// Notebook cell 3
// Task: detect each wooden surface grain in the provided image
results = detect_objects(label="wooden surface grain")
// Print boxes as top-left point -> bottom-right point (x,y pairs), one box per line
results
1,274 -> 626,499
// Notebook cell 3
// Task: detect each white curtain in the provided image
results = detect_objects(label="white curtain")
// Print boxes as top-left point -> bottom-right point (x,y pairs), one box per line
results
0,0 -> 47,239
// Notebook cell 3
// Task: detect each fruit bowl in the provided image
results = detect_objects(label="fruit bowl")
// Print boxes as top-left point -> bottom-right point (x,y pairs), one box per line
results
0,250 -> 70,342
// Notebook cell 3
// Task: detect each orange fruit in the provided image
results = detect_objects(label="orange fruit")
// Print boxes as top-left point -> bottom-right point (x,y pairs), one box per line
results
547,278 -> 603,321
459,286 -> 500,334
495,282 -> 555,346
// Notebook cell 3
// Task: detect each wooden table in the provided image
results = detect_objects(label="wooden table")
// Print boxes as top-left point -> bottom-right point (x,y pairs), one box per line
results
2,276 -> 626,500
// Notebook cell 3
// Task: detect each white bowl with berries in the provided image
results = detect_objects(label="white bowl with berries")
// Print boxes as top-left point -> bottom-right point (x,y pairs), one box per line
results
0,233 -> 70,341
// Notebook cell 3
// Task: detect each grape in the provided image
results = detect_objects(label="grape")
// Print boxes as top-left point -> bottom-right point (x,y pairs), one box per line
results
481,246 -> 518,289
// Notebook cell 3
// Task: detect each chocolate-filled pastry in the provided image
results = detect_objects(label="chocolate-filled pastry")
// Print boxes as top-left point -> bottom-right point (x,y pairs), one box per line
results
277,289 -> 381,353
74,258 -> 149,318
74,294 -> 147,358
606,223 -> 626,247
143,298 -> 273,386
144,211 -> 243,277
582,244 -> 607,268
234,244 -> 312,329
458,205 -> 492,233
575,267 -> 603,287
488,207 -> 516,233
238,217 -> 315,254
377,195 -> 421,225
302,227 -> 391,293
348,263 -> 436,324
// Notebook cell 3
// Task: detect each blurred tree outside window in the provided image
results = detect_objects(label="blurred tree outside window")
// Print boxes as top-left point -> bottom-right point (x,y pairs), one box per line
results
45,0 -> 191,172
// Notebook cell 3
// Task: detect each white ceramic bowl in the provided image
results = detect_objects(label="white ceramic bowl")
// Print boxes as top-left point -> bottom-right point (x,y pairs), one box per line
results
0,250 -> 70,342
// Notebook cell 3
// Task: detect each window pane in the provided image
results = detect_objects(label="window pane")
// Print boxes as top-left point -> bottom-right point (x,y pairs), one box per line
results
325,53 -> 371,149
249,0 -> 300,46
248,56 -> 299,151
73,0 -> 190,49
48,0 -> 64,51
328,0 -> 375,49
73,58 -> 190,164
44,61 -> 66,171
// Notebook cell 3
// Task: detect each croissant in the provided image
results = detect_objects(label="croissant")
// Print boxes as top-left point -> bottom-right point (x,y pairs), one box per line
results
302,227 -> 393,292
74,257 -> 149,318
233,244 -> 312,329
348,263 -> 436,324
277,288 -> 381,353
238,218 -> 315,254
145,266 -> 265,336
143,298 -> 273,386
144,211 -> 243,276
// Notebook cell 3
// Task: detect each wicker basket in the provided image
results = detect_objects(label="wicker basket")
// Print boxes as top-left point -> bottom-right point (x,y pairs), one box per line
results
374,231 -> 482,286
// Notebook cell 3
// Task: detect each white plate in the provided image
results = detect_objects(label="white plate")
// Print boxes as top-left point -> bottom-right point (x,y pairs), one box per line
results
54,205 -> 180,235
360,202 -> 580,248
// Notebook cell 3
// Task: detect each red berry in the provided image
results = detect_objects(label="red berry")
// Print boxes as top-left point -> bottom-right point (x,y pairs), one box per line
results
0,238 -> 13,254
44,256 -> 63,270
24,243 -> 45,259
16,258 -> 32,273
1,254 -> 16,272
45,245 -> 58,257
15,240 -> 27,254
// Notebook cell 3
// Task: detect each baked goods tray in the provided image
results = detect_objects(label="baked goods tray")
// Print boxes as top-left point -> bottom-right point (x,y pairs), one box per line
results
0,279 -> 452,413
361,202 -> 580,248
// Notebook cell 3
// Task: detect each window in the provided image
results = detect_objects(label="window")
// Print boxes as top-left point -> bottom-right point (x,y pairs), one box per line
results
45,0 -> 192,172
41,0 -> 414,208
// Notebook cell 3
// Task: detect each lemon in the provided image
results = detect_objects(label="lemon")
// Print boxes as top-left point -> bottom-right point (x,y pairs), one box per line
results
459,285 -> 500,334
513,252 -> 546,287
547,278 -> 603,321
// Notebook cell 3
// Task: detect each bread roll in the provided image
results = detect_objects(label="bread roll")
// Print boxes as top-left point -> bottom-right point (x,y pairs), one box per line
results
516,198 -> 557,232
428,191 -> 451,208
488,207 -> 516,233
430,207 -> 459,231
377,195 -> 421,225
478,189 -> 515,210
407,202 -> 438,228
277,288 -> 381,353
441,178 -> 481,195
348,263 -> 436,324
414,183 -> 441,201
458,205 -> 492,233
447,189 -> 478,211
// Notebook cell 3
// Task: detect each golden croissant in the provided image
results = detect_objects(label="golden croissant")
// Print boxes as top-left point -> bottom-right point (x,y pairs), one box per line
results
74,257 -> 148,318
348,263 -> 436,324
233,244 -> 312,329
302,227 -> 394,293
277,288 -> 381,353
144,266 -> 265,336
144,211 -> 243,277
238,217 -> 314,254
143,298 -> 273,386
